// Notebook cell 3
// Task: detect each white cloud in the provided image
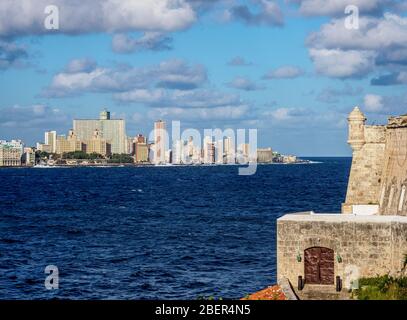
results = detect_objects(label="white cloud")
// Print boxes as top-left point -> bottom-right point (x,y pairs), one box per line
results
263,66 -> 304,79
309,48 -> 375,78
227,56 -> 252,66
307,13 -> 407,79
0,104 -> 69,128
0,0 -> 196,37
115,88 -> 242,108
147,105 -> 250,121
292,0 -> 388,16
44,58 -> 207,97
226,0 -> 284,27
307,14 -> 407,52
112,32 -> 173,53
0,40 -> 28,69
227,76 -> 265,91
364,94 -> 384,112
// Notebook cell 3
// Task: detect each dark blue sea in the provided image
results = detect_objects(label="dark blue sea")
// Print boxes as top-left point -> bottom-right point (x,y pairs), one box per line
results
0,157 -> 351,299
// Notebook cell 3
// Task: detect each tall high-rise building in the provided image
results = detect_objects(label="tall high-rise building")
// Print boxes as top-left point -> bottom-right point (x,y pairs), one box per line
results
73,110 -> 127,154
203,136 -> 215,164
224,136 -> 235,164
133,134 -> 148,163
154,120 -> 166,164
215,139 -> 224,164
44,131 -> 57,153
172,139 -> 185,164
238,143 -> 250,163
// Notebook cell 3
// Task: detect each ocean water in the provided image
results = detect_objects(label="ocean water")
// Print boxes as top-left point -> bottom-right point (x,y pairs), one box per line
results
0,157 -> 351,299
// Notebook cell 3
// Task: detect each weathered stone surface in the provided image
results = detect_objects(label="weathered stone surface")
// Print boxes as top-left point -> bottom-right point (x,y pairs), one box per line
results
344,109 -> 407,216
276,213 -> 407,289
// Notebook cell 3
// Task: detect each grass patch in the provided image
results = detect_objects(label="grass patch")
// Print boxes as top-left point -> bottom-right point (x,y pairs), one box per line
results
356,275 -> 407,300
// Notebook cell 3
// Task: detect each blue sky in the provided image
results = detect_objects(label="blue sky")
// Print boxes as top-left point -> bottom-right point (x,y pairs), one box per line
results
1,0 -> 407,156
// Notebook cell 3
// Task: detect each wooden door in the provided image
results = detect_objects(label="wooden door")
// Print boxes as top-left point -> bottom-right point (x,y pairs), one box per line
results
304,247 -> 334,285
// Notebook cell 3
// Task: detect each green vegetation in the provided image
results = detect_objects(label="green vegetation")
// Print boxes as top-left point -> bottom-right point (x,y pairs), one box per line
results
108,153 -> 134,163
63,151 -> 104,160
35,151 -> 60,160
356,275 -> 407,300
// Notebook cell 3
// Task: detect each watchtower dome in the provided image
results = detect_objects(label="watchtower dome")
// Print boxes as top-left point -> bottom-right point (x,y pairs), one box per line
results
347,106 -> 366,152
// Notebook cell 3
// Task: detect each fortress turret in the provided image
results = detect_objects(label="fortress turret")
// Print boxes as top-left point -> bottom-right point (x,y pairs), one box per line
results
347,106 -> 366,152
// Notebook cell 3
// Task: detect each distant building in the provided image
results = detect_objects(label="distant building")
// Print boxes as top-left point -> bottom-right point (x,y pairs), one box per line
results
172,139 -> 184,164
237,143 -> 250,163
36,142 -> 52,153
154,120 -> 166,164
0,140 -> 23,167
203,136 -> 215,164
133,134 -> 148,163
283,155 -> 297,163
257,148 -> 273,163
85,129 -> 111,156
165,149 -> 172,164
56,130 -> 84,155
73,109 -> 127,154
44,131 -> 57,153
224,137 -> 235,164
23,147 -> 36,166
215,139 -> 224,164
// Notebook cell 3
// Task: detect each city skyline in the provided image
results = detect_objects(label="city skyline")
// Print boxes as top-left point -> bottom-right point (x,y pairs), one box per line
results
30,109 -> 273,166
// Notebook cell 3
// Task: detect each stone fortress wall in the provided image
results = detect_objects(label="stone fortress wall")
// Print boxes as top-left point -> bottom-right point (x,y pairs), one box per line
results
379,117 -> 407,215
277,108 -> 407,292
277,214 -> 407,289
343,125 -> 386,210
343,109 -> 407,216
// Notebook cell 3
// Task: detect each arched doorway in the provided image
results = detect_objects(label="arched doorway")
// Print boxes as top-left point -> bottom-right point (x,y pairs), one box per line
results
304,247 -> 334,285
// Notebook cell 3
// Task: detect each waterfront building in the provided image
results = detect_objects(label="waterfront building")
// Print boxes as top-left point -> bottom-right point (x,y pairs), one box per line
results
172,139 -> 184,164
36,142 -> 52,153
23,147 -> 36,166
0,140 -> 24,167
56,130 -> 84,155
85,129 -> 111,156
135,142 -> 149,163
133,134 -> 149,163
215,139 -> 224,164
257,148 -> 273,163
224,136 -> 235,164
282,155 -> 297,163
277,107 -> 407,298
73,109 -> 127,154
203,136 -> 215,164
153,120 -> 166,164
187,136 -> 194,158
165,149 -> 172,164
237,143 -> 250,163
44,131 -> 57,153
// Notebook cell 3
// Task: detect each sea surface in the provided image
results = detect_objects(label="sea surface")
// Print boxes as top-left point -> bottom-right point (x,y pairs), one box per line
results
0,157 -> 351,299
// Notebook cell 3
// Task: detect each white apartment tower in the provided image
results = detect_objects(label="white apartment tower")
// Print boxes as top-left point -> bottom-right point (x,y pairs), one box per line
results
44,131 -> 57,153
154,120 -> 166,164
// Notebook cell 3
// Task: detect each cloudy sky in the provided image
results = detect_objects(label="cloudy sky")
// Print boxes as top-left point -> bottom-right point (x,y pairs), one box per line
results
1,0 -> 407,156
